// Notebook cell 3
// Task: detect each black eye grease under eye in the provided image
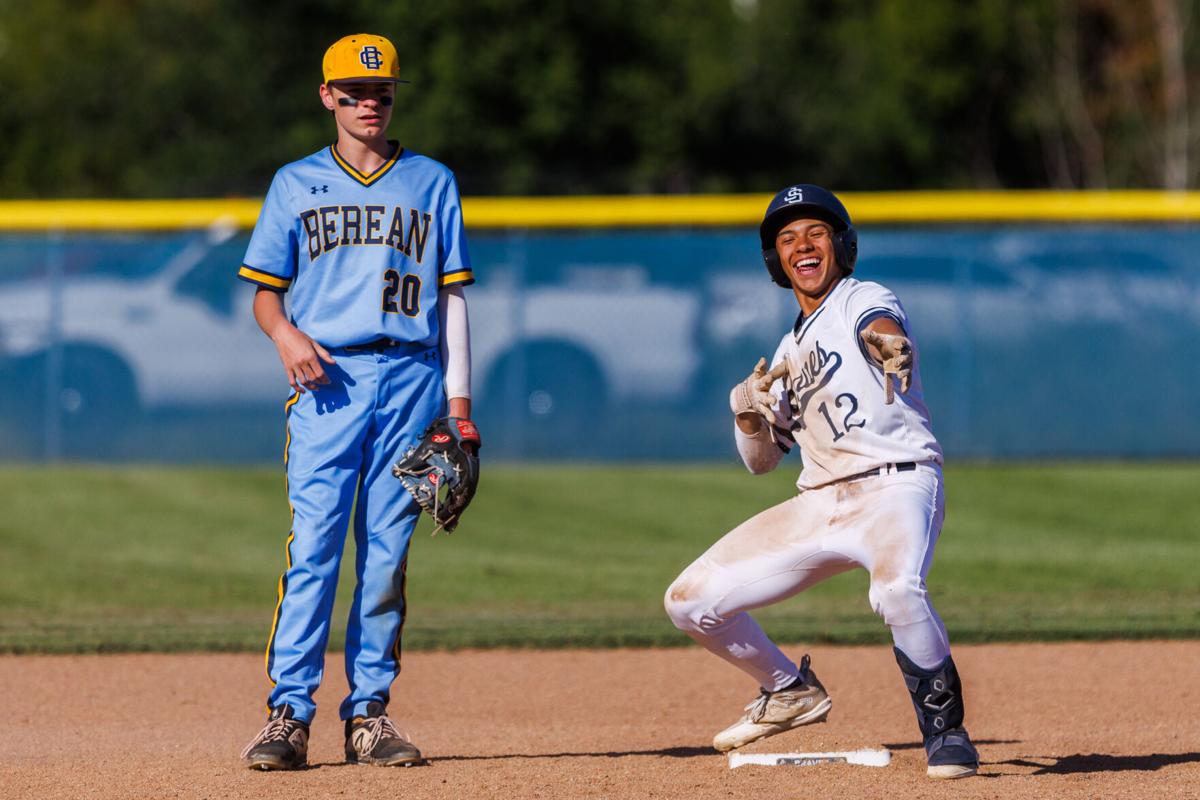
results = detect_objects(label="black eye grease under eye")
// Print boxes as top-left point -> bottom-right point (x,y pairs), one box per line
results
337,96 -> 392,107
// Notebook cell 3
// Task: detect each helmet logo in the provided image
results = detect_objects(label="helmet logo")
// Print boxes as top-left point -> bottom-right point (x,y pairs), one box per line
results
359,45 -> 384,70
784,186 -> 804,203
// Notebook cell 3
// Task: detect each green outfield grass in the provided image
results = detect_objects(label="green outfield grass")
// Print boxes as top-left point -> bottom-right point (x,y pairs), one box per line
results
0,462 -> 1196,653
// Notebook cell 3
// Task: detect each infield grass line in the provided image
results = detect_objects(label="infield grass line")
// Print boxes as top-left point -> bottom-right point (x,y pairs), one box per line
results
0,462 -> 1196,653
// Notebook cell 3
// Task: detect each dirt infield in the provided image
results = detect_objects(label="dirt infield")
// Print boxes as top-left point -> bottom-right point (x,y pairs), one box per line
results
2,642 -> 1198,799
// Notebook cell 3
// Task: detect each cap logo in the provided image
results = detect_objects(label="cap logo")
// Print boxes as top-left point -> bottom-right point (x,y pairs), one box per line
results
784,186 -> 804,203
359,45 -> 384,70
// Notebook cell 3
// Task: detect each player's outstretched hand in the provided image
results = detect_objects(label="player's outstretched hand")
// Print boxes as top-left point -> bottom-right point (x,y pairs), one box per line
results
730,357 -> 789,420
860,329 -> 912,404
273,325 -> 337,393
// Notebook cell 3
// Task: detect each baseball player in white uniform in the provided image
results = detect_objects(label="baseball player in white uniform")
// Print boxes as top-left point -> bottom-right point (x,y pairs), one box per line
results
664,185 -> 979,779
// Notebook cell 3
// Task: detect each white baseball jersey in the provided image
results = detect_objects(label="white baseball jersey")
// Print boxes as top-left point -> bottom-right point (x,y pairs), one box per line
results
765,277 -> 943,489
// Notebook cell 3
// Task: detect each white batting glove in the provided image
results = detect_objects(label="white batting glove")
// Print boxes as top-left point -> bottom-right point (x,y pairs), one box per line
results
860,329 -> 913,404
730,357 -> 789,419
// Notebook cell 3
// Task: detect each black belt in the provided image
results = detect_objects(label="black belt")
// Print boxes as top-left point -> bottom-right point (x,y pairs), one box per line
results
844,462 -> 917,482
342,338 -> 411,352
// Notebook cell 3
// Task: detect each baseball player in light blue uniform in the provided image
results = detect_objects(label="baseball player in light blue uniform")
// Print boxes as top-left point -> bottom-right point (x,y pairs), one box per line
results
238,34 -> 476,771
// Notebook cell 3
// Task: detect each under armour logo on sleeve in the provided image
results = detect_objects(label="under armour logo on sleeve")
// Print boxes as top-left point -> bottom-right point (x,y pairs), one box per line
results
311,185 -> 329,194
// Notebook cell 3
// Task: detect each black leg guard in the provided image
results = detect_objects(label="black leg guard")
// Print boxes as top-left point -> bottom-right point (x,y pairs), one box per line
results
894,647 -> 979,776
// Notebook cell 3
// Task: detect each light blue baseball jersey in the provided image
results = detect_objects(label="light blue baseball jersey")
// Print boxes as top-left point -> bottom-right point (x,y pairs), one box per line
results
238,142 -> 473,347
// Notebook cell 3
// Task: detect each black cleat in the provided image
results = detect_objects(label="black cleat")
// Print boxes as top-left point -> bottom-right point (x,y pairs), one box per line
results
240,705 -> 309,771
345,701 -> 425,767
926,726 -> 980,780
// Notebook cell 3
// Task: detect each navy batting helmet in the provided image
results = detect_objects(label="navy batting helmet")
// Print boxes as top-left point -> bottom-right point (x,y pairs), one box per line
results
760,184 -> 858,288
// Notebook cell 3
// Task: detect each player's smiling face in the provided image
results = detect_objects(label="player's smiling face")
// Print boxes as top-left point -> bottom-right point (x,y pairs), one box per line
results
320,81 -> 395,140
775,218 -> 841,309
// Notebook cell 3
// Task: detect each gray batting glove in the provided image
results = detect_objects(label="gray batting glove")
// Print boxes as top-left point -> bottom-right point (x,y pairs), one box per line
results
730,357 -> 789,419
860,329 -> 912,404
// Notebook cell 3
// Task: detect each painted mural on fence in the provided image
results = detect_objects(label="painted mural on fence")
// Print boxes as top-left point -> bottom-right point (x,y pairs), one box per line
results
1,225 -> 1196,460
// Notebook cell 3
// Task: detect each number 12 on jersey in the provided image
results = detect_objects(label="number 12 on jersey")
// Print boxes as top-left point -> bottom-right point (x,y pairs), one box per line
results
383,269 -> 421,316
817,392 -> 866,441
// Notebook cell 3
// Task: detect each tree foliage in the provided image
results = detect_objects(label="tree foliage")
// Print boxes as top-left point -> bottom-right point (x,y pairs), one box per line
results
0,0 -> 1195,197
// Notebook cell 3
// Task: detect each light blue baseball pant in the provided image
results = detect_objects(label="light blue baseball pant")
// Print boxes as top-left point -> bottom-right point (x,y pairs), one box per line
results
264,341 -> 444,724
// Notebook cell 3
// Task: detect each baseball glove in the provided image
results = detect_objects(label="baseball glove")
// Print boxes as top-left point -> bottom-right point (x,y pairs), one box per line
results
392,417 -> 481,535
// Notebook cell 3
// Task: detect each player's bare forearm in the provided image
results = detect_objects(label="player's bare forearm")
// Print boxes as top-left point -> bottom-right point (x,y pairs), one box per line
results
445,397 -> 477,455
861,316 -> 906,362
252,286 -> 335,393
860,318 -> 913,404
252,286 -> 292,340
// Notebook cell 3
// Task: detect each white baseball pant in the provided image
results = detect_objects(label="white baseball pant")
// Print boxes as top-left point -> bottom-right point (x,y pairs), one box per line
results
664,463 -> 951,690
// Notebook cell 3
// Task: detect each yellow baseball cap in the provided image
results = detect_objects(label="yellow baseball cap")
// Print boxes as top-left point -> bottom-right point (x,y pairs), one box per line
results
322,34 -> 408,84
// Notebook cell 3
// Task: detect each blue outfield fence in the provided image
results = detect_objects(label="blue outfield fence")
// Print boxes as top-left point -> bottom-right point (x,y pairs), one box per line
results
0,223 -> 1197,461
